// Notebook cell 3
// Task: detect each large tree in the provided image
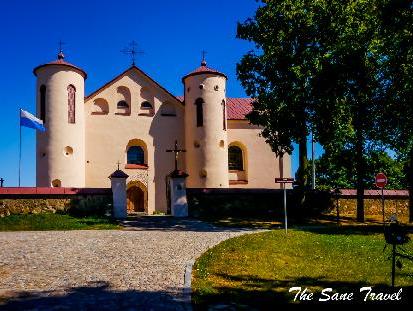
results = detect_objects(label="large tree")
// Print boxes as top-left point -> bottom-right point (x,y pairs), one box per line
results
236,0 -> 330,189
312,0 -> 386,222
377,0 -> 413,221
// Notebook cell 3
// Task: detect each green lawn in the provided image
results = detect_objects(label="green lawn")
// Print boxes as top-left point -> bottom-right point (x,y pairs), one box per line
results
192,226 -> 413,307
0,213 -> 121,231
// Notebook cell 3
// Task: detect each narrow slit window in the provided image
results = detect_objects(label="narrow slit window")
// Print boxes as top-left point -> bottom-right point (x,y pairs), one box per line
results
40,85 -> 46,124
195,98 -> 204,127
67,85 -> 76,123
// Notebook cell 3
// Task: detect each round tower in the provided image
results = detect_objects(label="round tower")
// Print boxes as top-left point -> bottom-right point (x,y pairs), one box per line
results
34,50 -> 87,187
183,58 -> 229,188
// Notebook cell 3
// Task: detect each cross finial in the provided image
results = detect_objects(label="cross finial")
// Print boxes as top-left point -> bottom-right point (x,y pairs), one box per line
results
0,177 -> 4,187
201,50 -> 207,66
117,161 -> 121,170
166,140 -> 186,171
58,40 -> 65,60
121,40 -> 144,66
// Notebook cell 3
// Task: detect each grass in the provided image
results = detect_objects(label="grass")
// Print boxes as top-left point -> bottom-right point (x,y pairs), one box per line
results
192,226 -> 413,307
0,213 -> 121,231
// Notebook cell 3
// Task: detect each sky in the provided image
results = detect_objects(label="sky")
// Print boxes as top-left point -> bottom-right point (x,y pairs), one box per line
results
0,0 -> 323,187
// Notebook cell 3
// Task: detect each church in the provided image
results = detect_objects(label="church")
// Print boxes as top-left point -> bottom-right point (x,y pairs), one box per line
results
33,50 -> 291,214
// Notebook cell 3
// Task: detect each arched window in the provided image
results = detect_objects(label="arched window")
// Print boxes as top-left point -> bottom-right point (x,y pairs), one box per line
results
228,146 -> 243,171
40,85 -> 46,124
67,85 -> 76,123
117,100 -> 129,109
140,101 -> 153,110
127,146 -> 145,165
222,100 -> 226,130
195,98 -> 204,127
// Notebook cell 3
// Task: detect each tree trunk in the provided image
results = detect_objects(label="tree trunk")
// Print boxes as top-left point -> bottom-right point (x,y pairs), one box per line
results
355,126 -> 365,223
408,147 -> 413,223
296,134 -> 308,189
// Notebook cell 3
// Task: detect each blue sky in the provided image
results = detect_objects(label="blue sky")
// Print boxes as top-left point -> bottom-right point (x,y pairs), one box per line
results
0,0 -> 322,186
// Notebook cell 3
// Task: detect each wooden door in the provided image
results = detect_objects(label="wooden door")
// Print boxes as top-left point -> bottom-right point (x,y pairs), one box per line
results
127,186 -> 145,213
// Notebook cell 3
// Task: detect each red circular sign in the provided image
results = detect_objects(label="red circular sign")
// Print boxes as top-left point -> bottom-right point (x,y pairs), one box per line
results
375,173 -> 387,188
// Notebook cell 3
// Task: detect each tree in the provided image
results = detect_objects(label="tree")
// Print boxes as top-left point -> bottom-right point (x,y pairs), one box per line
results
313,149 -> 407,190
311,0 -> 387,222
377,0 -> 413,221
236,0 -> 330,189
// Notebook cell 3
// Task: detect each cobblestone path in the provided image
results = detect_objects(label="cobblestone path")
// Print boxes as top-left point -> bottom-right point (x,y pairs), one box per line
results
0,217 -> 255,310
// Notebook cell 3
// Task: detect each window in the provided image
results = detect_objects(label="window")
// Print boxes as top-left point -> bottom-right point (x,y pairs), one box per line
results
67,85 -> 76,123
117,100 -> 129,109
195,98 -> 204,127
140,101 -> 153,110
228,146 -> 243,171
222,100 -> 226,130
40,85 -> 46,124
127,146 -> 145,165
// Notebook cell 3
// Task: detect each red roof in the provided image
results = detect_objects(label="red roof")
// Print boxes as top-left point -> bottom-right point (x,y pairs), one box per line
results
226,98 -> 254,120
177,96 -> 253,120
33,55 -> 87,79
182,61 -> 227,81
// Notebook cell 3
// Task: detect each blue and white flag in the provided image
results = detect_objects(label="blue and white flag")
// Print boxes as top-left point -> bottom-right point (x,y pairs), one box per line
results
20,109 -> 46,132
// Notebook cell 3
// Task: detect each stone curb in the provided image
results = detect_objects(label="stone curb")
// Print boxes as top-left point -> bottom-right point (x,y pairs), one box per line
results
183,260 -> 195,310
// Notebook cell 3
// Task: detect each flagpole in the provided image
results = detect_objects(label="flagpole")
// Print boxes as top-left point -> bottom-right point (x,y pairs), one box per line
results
19,108 -> 22,187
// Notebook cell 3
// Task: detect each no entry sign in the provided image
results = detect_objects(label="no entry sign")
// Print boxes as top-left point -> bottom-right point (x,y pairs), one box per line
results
375,173 -> 388,189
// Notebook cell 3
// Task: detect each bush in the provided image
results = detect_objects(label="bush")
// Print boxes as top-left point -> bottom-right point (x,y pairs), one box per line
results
68,195 -> 112,217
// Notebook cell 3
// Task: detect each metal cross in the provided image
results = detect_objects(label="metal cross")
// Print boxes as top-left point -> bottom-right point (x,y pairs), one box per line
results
0,178 -> 4,187
58,40 -> 65,53
121,40 -> 144,66
166,140 -> 186,171
201,50 -> 207,64
117,161 -> 121,170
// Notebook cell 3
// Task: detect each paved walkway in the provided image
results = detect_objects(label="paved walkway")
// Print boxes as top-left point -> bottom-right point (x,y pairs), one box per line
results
0,217 -> 256,310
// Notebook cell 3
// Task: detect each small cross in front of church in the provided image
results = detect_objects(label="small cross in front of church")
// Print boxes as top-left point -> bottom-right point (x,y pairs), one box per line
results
121,40 -> 144,66
166,140 -> 186,171
117,161 -> 121,170
0,178 -> 4,187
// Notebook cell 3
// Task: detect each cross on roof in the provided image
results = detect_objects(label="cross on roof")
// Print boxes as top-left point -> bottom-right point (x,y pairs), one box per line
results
201,50 -> 207,65
121,40 -> 144,66
58,40 -> 65,53
0,177 -> 4,187
166,140 -> 186,171
117,161 -> 121,170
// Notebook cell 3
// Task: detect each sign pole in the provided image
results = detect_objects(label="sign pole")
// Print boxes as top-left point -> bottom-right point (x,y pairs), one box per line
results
275,177 -> 294,235
375,172 -> 388,228
18,108 -> 22,187
284,183 -> 288,234
381,187 -> 385,226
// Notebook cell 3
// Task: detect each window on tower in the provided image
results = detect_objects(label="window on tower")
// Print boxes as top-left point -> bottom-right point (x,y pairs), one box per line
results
40,85 -> 46,124
127,146 -> 145,165
67,85 -> 76,123
222,100 -> 227,130
195,98 -> 204,127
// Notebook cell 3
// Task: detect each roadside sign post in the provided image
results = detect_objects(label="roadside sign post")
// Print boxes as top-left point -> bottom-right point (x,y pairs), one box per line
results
275,177 -> 294,234
375,172 -> 388,226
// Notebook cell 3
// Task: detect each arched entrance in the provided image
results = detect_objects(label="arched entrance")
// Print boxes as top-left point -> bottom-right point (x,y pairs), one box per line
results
126,181 -> 147,214
127,186 -> 145,213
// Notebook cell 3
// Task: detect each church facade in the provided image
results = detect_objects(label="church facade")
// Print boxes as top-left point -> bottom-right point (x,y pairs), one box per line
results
33,52 -> 291,214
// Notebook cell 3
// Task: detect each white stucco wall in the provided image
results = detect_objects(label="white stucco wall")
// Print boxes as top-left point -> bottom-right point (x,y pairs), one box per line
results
84,67 -> 184,214
227,120 -> 292,189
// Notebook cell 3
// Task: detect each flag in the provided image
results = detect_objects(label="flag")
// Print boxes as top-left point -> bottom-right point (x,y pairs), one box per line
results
20,109 -> 46,132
